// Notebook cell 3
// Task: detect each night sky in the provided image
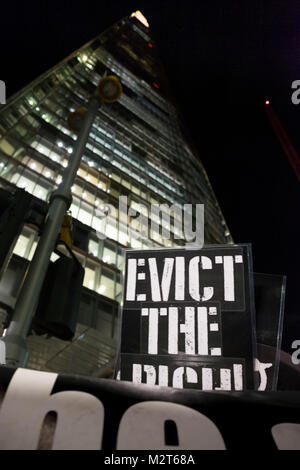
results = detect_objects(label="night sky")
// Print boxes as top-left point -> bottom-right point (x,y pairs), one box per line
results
1,0 -> 299,352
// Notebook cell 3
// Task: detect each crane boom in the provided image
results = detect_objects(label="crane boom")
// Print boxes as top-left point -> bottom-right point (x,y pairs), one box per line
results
265,101 -> 300,183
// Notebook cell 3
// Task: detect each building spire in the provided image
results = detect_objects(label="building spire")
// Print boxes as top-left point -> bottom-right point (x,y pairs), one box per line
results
130,10 -> 149,28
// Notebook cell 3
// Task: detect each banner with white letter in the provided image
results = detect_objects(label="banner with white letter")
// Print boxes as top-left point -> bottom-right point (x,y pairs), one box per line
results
118,244 -> 257,390
0,366 -> 299,450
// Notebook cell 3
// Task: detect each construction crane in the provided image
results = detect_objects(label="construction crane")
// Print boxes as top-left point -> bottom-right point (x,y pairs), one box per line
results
264,100 -> 300,183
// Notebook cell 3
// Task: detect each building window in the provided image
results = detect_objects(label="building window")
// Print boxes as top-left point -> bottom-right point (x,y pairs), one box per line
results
102,242 -> 116,265
83,261 -> 98,291
98,268 -> 115,299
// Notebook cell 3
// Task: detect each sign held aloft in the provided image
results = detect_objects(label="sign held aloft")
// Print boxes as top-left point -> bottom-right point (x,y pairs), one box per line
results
117,244 -> 258,390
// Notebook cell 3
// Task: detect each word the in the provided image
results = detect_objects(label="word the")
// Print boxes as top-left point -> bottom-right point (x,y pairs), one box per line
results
141,305 -> 221,355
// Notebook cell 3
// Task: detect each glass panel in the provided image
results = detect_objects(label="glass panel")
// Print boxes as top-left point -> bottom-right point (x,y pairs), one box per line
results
112,171 -> 120,182
35,142 -> 51,157
33,184 -> 48,201
28,159 -> 43,173
86,172 -> 98,186
50,252 -> 60,262
13,234 -> 30,258
72,184 -> 83,197
95,310 -> 112,337
88,238 -> 100,258
91,214 -> 106,234
77,167 -> 87,179
105,220 -> 118,241
70,199 -> 80,219
16,176 -> 35,193
82,189 -> 95,205
10,172 -> 21,185
83,264 -> 96,290
42,167 -> 55,180
28,241 -> 37,261
78,202 -> 92,226
103,243 -> 116,265
122,178 -> 131,189
131,237 -> 142,248
117,249 -> 124,270
98,269 -> 115,299
119,225 -> 129,246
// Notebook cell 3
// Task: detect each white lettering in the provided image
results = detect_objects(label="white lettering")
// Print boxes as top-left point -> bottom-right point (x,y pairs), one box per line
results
117,401 -> 226,449
0,369 -> 104,450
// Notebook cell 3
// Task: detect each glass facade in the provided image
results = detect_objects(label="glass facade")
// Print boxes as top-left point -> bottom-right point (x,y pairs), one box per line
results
0,12 -> 233,376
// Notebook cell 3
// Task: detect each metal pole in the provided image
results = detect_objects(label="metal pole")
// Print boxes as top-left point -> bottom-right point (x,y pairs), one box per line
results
0,94 -> 100,367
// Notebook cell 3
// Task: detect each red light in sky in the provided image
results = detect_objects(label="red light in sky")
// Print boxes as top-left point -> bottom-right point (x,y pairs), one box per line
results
153,82 -> 159,89
148,43 -> 153,48
265,100 -> 270,105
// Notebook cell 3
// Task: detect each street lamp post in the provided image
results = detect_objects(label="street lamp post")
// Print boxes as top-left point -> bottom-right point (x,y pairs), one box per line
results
0,76 -> 122,367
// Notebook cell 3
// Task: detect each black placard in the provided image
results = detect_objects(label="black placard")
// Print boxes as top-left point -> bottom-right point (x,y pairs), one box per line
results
118,244 -> 257,390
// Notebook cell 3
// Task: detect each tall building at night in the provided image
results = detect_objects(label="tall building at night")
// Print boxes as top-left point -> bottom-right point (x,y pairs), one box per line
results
0,11 -> 232,376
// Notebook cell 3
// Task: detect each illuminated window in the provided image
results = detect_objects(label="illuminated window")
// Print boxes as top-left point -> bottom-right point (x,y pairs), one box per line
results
82,189 -> 95,205
105,220 -> 118,241
13,227 -> 37,260
99,269 -> 115,299
131,237 -> 142,248
72,184 -> 83,197
78,202 -> 93,226
50,252 -> 60,262
83,264 -> 96,290
91,214 -> 106,235
119,225 -> 129,246
34,142 -> 51,157
117,250 -> 124,270
87,173 -> 98,186
33,184 -> 48,201
88,238 -> 99,258
70,199 -> 80,219
131,183 -> 140,195
103,243 -> 116,265
112,171 -> 120,182
28,159 -> 41,173
122,178 -> 131,190
0,138 -> 15,155
13,234 -> 29,258
17,176 -> 35,193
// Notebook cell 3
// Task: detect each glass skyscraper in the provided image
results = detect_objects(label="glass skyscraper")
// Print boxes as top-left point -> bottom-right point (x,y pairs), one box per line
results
0,11 -> 232,376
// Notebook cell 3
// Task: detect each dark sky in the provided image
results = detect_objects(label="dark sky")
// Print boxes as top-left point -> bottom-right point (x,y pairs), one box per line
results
1,0 -> 299,352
